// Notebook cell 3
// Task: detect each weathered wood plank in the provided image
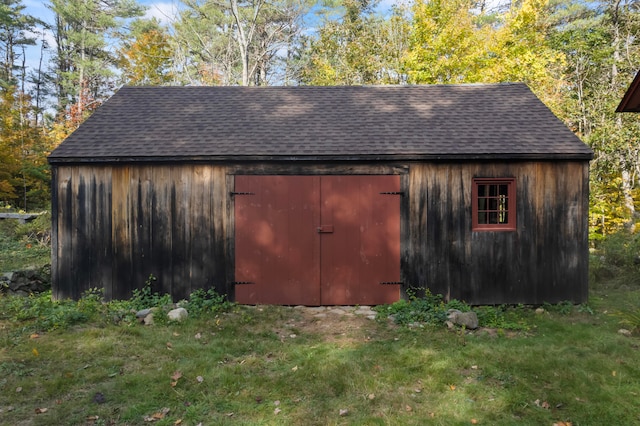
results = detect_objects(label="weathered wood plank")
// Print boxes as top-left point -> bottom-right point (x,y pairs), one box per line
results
112,166 -> 132,300
227,163 -> 409,176
151,166 -> 173,297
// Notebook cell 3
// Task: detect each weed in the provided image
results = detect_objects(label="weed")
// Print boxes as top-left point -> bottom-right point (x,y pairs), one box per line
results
611,307 -> 640,332
186,287 -> 233,318
542,301 -> 575,315
473,305 -> 529,331
129,274 -> 172,311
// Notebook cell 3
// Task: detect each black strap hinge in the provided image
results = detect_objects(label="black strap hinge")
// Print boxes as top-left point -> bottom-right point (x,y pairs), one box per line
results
379,192 -> 404,196
380,281 -> 403,285
230,192 -> 255,196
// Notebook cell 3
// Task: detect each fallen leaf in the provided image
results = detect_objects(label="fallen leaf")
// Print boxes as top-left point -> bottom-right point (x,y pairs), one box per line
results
226,413 -> 234,417
449,384 -> 456,391
30,333 -> 39,339
196,376 -> 204,383
274,408 -> 281,415
405,405 -> 413,412
612,371 -> 617,377
291,366 -> 298,372
174,419 -> 182,425
195,332 -> 202,339
35,407 -> 48,414
542,401 -> 550,409
274,400 -> 280,406
171,371 -> 183,381
471,419 -> 478,424
172,332 -> 180,337
471,365 -> 478,370
166,342 -> 173,350
368,393 -> 376,400
15,387 -> 22,393
339,409 -> 349,416
86,415 -> 99,421
144,407 -> 171,422
32,348 -> 39,357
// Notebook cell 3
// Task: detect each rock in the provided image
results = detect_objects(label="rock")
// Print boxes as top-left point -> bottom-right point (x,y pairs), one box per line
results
167,307 -> 188,322
618,328 -> 632,336
143,313 -> 155,325
447,309 -> 479,329
535,307 -> 545,315
0,267 -> 50,295
136,308 -> 153,318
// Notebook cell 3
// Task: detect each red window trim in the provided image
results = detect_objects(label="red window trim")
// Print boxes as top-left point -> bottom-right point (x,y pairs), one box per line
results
472,178 -> 516,232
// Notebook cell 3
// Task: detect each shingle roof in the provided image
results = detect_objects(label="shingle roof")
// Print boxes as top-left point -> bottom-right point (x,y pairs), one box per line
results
48,83 -> 593,163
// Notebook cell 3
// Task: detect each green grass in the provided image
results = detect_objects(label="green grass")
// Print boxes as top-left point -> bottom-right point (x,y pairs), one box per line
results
2,223 -> 640,425
0,214 -> 51,271
1,283 -> 640,425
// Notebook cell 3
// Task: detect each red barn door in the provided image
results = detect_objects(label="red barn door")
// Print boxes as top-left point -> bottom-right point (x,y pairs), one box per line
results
234,175 -> 400,305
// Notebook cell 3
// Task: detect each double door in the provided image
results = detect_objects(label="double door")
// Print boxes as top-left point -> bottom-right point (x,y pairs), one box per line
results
234,175 -> 400,305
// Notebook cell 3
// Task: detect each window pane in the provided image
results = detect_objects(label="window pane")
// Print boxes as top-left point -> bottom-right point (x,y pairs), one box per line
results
478,211 -> 487,224
500,212 -> 508,223
489,185 -> 498,196
499,184 -> 508,196
489,212 -> 499,224
478,198 -> 486,210
489,198 -> 498,211
478,185 -> 487,196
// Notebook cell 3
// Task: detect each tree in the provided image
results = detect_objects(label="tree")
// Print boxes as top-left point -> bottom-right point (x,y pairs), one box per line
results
549,0 -> 640,235
49,0 -> 144,119
297,0 -> 410,85
118,18 -> 174,85
404,0 -> 491,84
0,0 -> 37,87
173,0 -> 308,86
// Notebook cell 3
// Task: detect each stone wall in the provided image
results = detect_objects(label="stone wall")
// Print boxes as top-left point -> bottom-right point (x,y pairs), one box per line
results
1,265 -> 51,295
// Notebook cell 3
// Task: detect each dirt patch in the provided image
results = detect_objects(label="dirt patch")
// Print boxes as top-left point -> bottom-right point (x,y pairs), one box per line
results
264,306 -> 396,344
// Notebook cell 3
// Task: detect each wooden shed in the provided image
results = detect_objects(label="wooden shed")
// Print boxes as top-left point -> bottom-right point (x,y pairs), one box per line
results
48,84 -> 593,305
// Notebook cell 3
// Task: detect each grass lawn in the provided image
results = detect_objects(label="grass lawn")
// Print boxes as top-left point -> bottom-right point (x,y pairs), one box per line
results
1,278 -> 640,426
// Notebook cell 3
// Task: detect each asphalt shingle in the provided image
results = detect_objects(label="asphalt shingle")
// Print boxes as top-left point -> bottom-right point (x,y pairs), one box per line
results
48,83 -> 593,163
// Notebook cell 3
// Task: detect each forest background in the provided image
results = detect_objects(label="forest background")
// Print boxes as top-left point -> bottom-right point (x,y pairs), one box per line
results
1,0 -> 640,243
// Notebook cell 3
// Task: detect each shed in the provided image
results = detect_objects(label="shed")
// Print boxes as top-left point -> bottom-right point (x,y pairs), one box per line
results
617,70 -> 640,112
48,83 -> 593,305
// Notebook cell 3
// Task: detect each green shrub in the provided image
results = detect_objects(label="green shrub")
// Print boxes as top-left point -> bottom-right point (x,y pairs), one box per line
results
129,275 -> 172,311
376,289 -> 454,326
186,288 -> 232,318
590,230 -> 640,287
473,305 -> 529,331
0,291 -> 90,332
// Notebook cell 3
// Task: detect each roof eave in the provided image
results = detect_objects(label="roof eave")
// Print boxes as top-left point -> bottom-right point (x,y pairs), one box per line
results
47,152 -> 594,165
617,71 -> 640,112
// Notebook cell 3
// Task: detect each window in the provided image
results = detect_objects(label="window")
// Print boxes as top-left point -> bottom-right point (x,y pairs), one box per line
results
472,178 -> 516,231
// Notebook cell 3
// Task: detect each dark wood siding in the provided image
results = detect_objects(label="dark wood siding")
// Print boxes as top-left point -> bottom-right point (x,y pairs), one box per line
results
403,161 -> 589,304
52,164 -> 230,300
51,160 -> 589,305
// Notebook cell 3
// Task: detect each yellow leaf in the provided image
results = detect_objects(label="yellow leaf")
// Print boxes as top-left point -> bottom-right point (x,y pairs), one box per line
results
32,348 -> 39,357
